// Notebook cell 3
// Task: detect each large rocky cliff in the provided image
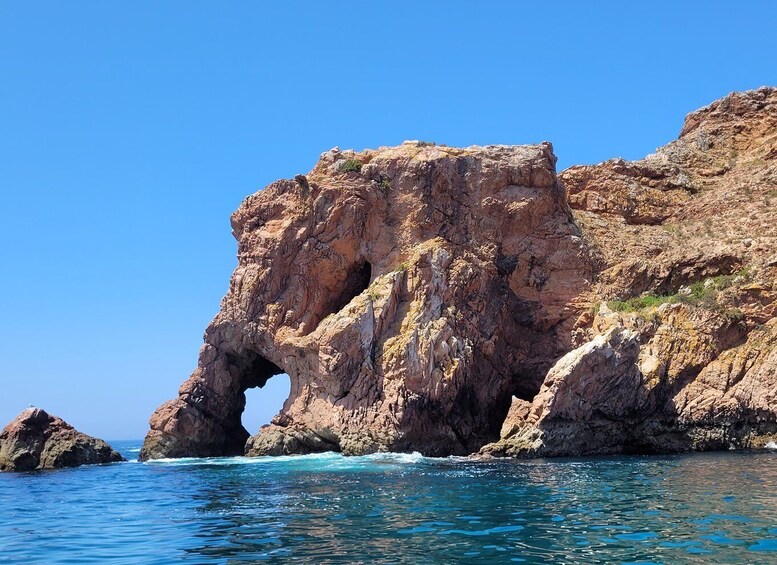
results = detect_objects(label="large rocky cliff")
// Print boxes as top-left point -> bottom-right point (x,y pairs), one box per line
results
140,87 -> 776,461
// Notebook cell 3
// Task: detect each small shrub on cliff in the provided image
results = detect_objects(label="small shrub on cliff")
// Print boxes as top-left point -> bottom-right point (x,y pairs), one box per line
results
367,288 -> 382,300
678,269 -> 751,305
342,159 -> 362,173
608,294 -> 678,313
379,179 -> 391,192
632,294 -> 676,309
607,300 -> 634,313
723,308 -> 745,323
609,270 -> 752,318
662,224 -> 679,236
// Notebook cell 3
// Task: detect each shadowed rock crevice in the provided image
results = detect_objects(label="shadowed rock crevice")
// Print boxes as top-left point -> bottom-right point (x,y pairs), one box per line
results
319,261 -> 372,322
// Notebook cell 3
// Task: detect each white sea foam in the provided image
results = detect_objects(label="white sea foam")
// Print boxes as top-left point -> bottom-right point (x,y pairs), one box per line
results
142,450 -> 440,469
361,451 -> 427,464
144,452 -> 346,467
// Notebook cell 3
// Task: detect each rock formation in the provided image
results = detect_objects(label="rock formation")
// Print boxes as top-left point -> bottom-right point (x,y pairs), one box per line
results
0,408 -> 124,471
140,142 -> 594,459
141,87 -> 776,460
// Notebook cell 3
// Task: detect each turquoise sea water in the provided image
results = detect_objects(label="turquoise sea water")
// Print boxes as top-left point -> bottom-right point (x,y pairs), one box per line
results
1,441 -> 776,564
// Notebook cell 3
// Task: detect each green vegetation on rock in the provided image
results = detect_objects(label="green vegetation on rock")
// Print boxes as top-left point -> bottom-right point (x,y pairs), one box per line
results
342,159 -> 362,173
607,270 -> 751,315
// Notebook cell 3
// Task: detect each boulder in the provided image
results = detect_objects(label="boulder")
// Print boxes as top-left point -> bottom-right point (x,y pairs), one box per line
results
0,408 -> 124,471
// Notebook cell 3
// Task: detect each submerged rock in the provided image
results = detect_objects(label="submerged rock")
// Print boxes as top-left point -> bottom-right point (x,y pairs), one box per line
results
142,87 -> 777,460
0,408 -> 124,471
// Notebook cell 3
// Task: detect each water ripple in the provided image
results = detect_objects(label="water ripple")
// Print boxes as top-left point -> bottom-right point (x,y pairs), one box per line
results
0,443 -> 776,563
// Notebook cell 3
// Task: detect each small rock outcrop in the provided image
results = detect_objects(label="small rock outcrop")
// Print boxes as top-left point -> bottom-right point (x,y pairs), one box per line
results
0,408 -> 124,471
142,87 -> 776,460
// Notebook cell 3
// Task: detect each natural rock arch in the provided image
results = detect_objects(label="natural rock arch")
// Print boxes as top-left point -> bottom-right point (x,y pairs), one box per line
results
139,346 -> 286,459
140,142 -> 594,460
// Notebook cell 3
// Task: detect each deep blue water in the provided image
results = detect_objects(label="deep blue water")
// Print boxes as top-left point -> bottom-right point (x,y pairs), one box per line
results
1,441 -> 776,564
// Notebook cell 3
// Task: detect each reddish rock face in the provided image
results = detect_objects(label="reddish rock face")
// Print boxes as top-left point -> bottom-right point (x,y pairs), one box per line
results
482,87 -> 777,457
562,87 -> 777,301
0,408 -> 124,471
140,143 -> 594,459
142,87 -> 777,461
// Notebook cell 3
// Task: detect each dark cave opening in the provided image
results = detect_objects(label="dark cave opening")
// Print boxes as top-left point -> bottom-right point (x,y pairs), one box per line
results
512,380 -> 540,403
320,260 -> 373,319
510,368 -> 545,404
481,375 -> 543,449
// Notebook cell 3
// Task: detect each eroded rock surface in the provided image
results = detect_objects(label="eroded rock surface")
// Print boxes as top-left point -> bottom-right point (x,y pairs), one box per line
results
142,87 -> 776,460
482,311 -> 776,457
0,408 -> 124,471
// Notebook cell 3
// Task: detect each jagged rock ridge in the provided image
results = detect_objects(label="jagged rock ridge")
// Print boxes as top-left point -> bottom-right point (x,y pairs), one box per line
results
141,87 -> 776,460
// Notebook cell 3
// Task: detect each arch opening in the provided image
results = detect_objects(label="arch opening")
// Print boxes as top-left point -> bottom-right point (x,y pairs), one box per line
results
242,373 -> 292,436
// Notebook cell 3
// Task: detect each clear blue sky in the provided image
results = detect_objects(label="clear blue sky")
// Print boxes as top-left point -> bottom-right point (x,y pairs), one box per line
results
1,2 -> 775,440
